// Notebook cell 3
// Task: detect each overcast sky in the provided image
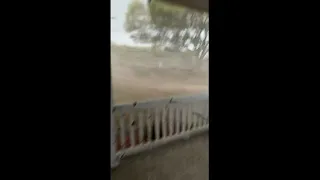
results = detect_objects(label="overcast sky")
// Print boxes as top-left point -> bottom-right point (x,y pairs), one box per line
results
111,0 -> 151,46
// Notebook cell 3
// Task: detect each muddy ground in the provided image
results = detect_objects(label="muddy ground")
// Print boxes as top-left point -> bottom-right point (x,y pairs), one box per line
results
111,45 -> 208,104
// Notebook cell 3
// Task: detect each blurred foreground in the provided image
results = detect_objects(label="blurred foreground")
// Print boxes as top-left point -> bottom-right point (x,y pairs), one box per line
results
112,134 -> 208,180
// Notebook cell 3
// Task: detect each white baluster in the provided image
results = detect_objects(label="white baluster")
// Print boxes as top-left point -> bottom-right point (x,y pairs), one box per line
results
146,109 -> 152,142
169,105 -> 174,136
129,113 -> 136,147
119,114 -> 126,149
175,107 -> 180,134
187,104 -> 192,131
155,108 -> 160,140
111,93 -> 119,168
181,105 -> 187,132
138,111 -> 144,144
161,107 -> 167,138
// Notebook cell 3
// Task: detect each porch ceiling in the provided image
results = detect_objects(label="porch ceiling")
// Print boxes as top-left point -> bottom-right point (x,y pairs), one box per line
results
149,0 -> 208,12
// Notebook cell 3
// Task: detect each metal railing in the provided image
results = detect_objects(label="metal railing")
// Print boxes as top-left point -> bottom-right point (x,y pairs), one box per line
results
112,94 -> 209,158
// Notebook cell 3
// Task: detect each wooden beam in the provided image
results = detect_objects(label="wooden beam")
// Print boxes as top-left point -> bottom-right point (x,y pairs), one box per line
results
151,0 -> 208,12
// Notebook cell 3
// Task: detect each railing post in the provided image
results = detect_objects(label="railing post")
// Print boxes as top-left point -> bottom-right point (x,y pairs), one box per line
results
111,86 -> 119,169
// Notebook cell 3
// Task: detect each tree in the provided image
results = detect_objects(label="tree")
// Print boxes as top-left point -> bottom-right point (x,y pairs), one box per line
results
124,0 -> 209,59
124,0 -> 150,32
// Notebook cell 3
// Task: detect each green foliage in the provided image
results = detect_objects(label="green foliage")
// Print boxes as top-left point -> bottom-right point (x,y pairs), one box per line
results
124,0 -> 209,59
124,0 -> 150,32
149,0 -> 187,29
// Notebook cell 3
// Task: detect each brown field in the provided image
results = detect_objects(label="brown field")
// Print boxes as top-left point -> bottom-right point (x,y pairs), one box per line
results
111,45 -> 208,104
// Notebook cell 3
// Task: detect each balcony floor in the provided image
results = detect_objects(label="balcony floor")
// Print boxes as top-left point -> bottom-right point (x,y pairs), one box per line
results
112,134 -> 208,180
